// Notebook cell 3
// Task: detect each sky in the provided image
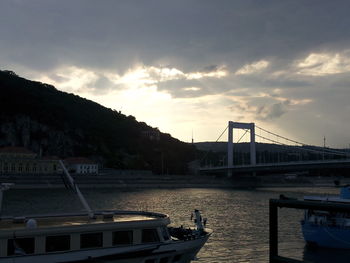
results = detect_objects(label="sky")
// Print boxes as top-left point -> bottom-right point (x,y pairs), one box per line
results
1,0 -> 350,148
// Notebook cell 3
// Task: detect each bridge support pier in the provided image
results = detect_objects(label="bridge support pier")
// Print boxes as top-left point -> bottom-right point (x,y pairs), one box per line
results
227,121 -> 256,177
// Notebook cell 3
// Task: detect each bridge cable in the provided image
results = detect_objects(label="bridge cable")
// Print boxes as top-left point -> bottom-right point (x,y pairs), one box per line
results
255,125 -> 306,146
254,132 -> 347,157
237,129 -> 249,143
199,125 -> 229,164
255,125 -> 349,157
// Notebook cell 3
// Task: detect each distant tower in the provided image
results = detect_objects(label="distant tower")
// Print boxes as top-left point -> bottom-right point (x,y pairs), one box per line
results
323,136 -> 326,160
191,130 -> 194,144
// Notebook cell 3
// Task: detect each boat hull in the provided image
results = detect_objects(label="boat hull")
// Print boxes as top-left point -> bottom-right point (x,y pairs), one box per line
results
302,221 -> 350,249
0,233 -> 209,263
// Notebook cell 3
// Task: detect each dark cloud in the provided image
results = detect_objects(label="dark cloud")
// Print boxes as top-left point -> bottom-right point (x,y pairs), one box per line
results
257,103 -> 287,120
1,0 -> 350,146
2,0 -> 350,73
90,75 -> 117,94
201,65 -> 220,73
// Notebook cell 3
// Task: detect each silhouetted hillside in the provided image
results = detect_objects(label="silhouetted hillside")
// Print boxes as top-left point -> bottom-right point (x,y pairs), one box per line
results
0,70 -> 195,174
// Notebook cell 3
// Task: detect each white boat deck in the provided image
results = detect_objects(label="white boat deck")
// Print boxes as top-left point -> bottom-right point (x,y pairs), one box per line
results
0,211 -> 168,231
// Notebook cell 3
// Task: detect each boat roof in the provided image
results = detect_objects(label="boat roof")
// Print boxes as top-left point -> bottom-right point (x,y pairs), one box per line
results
0,210 -> 170,237
304,195 -> 350,204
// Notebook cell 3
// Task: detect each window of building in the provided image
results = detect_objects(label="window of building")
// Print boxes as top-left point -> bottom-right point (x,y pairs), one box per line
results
160,257 -> 169,263
141,229 -> 160,243
80,232 -> 103,249
46,235 -> 70,252
112,230 -> 133,245
18,163 -> 23,172
7,238 -> 35,255
160,227 -> 170,241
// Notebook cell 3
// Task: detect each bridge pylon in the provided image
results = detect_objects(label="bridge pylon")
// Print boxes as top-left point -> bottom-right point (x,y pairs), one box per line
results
227,121 -> 256,176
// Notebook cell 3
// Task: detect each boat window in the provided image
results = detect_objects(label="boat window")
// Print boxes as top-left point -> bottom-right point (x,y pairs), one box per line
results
46,235 -> 70,252
172,254 -> 182,262
112,230 -> 133,245
160,257 -> 169,263
161,227 -> 170,240
80,232 -> 103,249
7,238 -> 35,255
141,229 -> 160,243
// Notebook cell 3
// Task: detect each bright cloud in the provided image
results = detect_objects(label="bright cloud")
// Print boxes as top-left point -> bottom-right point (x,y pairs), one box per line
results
297,52 -> 350,76
37,66 -> 99,93
187,68 -> 227,79
39,64 -> 228,95
235,60 -> 270,75
183,87 -> 201,91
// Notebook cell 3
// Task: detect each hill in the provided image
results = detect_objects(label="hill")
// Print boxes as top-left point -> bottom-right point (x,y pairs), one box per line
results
0,70 -> 195,174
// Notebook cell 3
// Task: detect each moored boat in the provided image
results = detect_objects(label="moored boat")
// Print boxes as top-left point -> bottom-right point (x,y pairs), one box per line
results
301,186 -> 350,249
0,161 -> 211,262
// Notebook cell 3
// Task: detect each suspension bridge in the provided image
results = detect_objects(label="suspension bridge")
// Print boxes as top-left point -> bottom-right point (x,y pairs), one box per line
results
199,121 -> 350,176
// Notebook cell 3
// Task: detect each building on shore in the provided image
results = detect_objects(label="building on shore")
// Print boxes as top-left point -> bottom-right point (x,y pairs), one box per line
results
64,157 -> 98,175
0,146 -> 62,175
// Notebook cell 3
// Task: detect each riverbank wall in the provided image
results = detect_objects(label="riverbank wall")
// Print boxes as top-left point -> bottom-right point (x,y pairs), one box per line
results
0,171 -> 348,189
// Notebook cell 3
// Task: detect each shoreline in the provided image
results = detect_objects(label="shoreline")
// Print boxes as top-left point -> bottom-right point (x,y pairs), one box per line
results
0,173 -> 348,189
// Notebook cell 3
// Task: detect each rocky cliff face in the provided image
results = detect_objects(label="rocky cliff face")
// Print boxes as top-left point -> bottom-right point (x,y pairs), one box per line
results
0,115 -> 86,157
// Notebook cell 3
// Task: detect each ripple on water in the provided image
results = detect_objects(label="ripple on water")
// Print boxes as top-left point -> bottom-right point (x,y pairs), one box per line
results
1,187 -> 347,262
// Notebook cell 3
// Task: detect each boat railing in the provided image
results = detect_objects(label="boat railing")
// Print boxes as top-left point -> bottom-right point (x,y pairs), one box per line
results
269,198 -> 350,263
0,210 -> 169,221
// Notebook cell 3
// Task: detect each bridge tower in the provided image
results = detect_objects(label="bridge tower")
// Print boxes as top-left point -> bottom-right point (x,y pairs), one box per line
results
227,121 -> 256,171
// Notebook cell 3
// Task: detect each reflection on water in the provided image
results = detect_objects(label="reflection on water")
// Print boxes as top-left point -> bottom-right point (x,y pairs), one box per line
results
1,187 -> 348,262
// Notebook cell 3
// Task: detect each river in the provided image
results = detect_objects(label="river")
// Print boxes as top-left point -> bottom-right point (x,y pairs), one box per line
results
2,187 -> 350,262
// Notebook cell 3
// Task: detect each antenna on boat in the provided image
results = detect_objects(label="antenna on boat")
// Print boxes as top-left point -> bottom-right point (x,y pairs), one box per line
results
58,160 -> 94,219
0,183 -> 13,217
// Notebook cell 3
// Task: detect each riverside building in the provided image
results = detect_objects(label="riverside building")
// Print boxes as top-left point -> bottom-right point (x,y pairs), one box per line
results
0,146 -> 61,175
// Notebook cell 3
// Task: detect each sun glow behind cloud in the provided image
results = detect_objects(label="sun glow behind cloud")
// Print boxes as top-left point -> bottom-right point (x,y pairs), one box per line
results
30,58 -> 320,144
33,64 -> 231,142
29,56 -> 340,146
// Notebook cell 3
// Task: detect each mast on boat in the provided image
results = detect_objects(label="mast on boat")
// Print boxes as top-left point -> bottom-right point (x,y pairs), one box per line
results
58,160 -> 94,219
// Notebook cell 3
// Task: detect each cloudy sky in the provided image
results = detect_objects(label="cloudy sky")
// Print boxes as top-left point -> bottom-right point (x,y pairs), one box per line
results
1,0 -> 350,148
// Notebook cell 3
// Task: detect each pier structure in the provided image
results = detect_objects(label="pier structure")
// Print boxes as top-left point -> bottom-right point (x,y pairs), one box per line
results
269,198 -> 350,263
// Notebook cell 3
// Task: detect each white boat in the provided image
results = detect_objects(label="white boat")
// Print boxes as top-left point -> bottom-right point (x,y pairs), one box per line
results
301,186 -> 350,249
0,161 -> 211,262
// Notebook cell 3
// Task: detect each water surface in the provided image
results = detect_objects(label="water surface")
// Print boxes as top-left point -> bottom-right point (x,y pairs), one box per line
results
2,186 -> 348,262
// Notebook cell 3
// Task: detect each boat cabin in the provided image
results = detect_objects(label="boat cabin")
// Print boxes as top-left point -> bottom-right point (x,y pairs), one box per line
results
0,211 -> 182,262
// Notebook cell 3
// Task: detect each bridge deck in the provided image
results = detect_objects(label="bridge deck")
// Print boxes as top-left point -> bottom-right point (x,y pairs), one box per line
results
200,159 -> 350,173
